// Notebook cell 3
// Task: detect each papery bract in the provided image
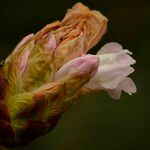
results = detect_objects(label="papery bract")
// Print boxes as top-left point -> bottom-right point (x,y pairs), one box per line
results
0,3 -> 136,148
0,3 -> 107,148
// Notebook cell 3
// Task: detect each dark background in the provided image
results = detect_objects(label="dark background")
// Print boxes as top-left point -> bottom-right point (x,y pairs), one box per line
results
0,0 -> 150,150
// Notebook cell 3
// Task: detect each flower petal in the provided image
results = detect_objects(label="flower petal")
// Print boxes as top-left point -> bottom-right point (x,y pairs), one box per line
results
107,77 -> 137,99
84,42 -> 136,99
97,42 -> 123,55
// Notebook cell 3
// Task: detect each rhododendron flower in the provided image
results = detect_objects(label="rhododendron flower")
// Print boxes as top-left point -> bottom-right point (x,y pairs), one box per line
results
0,2 -> 136,148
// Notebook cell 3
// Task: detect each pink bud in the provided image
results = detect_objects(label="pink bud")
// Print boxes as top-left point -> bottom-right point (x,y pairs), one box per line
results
20,51 -> 31,76
55,55 -> 99,80
46,34 -> 57,50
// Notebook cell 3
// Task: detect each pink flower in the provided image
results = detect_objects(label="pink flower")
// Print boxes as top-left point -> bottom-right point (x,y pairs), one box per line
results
0,3 -> 137,148
84,42 -> 137,99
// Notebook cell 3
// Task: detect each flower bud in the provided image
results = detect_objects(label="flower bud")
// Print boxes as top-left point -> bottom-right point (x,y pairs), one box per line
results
55,55 -> 99,99
20,51 -> 31,76
0,3 -> 136,148
55,55 -> 99,80
0,3 -> 107,148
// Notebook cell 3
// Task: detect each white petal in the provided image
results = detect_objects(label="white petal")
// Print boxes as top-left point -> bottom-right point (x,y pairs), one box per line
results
120,77 -> 137,94
85,67 -> 134,90
97,42 -> 123,55
107,77 -> 137,100
107,87 -> 122,100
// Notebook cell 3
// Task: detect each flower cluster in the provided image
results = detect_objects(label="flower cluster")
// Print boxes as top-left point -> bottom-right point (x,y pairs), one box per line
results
0,3 -> 136,148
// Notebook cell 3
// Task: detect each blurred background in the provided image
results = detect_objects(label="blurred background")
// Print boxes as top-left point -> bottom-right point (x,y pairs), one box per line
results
0,0 -> 150,149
